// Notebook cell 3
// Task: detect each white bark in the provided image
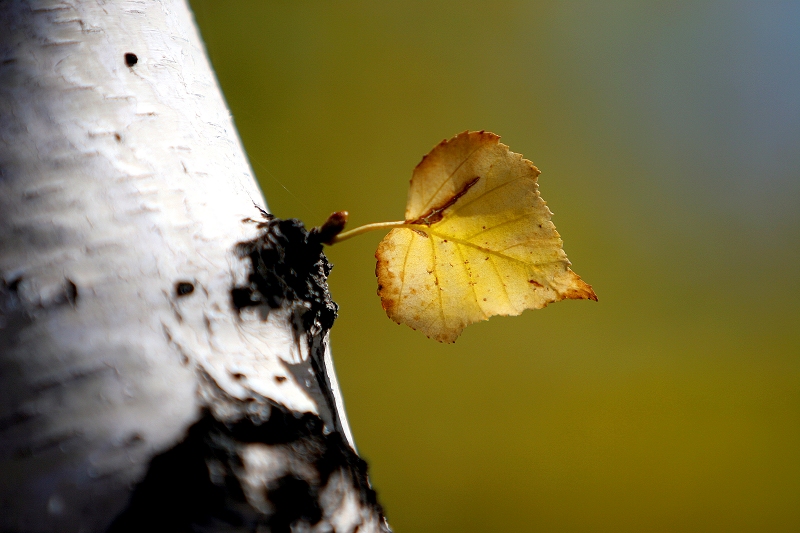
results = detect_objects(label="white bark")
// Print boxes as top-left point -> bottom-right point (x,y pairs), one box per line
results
0,1 -> 381,531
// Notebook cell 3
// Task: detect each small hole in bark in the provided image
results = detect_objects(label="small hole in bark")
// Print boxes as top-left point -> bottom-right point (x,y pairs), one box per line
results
124,53 -> 138,67
65,279 -> 78,306
231,372 -> 245,381
125,433 -> 144,445
5,276 -> 22,292
175,282 -> 194,297
275,376 -> 287,383
114,133 -> 121,142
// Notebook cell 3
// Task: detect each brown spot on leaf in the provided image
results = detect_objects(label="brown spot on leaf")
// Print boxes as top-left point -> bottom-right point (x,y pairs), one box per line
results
562,277 -> 598,301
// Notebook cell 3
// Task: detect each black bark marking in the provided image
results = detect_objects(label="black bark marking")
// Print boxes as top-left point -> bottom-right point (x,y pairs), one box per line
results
108,408 -> 388,532
12,431 -> 82,460
231,287 -> 255,309
124,53 -> 138,67
107,415 -> 235,532
5,275 -> 22,293
232,216 -> 337,333
175,281 -> 194,296
231,214 -> 351,456
0,408 -> 37,433
64,279 -> 78,306
267,476 -> 322,531
108,213 -> 387,531
30,364 -> 110,395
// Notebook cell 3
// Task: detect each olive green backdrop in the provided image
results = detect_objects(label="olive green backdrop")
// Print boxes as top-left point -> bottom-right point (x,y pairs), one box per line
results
189,2 -> 799,531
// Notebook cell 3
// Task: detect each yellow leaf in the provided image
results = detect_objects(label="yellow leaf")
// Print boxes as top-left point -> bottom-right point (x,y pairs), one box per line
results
376,131 -> 596,343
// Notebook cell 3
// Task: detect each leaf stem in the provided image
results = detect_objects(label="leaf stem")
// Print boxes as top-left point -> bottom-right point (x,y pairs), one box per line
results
328,220 -> 411,244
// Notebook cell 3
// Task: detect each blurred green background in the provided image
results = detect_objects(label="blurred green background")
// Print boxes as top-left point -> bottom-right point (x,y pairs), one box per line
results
190,2 -> 799,531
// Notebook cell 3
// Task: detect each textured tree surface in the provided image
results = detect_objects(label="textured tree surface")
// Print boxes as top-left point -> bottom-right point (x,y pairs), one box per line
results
109,217 -> 389,532
0,1 -> 389,531
377,131 -> 596,343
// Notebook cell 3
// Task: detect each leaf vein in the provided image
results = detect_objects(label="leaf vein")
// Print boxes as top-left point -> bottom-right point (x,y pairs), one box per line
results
464,212 -> 534,240
397,231 -> 415,308
429,232 -> 446,328
443,174 -> 531,218
495,237 -> 562,253
420,144 -> 485,214
454,242 -> 483,316
425,228 -> 555,272
487,254 -> 512,308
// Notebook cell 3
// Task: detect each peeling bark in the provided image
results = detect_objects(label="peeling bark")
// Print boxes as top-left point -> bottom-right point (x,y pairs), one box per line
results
0,1 -> 388,531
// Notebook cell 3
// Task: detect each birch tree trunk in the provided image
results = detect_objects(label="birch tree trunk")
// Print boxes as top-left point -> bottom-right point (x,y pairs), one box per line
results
0,1 -> 389,531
